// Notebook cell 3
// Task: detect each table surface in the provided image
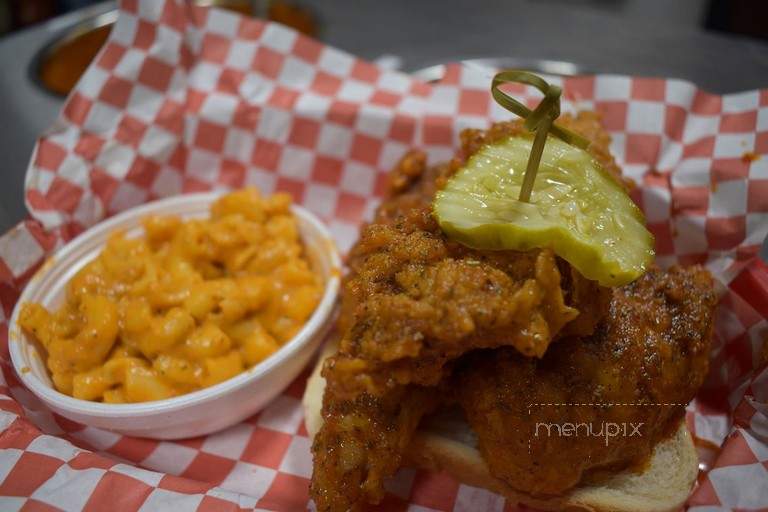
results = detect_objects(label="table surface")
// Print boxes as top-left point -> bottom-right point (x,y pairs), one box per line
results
0,0 -> 767,233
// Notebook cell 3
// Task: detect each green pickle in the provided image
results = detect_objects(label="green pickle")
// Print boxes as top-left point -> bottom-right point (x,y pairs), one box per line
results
434,134 -> 654,286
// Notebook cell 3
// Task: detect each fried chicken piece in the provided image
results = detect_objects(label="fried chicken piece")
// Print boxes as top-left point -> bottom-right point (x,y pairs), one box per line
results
325,210 -> 586,400
311,386 -> 435,511
454,265 -> 717,497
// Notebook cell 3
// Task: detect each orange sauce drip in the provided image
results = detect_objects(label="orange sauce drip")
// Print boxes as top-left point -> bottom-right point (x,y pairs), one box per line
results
742,151 -> 760,163
40,25 -> 112,96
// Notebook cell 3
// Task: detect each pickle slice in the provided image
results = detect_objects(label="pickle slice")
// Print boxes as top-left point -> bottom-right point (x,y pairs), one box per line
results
434,135 -> 654,286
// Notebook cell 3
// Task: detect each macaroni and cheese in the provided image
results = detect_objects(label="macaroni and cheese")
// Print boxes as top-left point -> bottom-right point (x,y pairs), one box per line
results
19,188 -> 322,403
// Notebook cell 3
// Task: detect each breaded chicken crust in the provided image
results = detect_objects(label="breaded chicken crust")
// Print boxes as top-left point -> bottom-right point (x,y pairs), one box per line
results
455,265 -> 716,496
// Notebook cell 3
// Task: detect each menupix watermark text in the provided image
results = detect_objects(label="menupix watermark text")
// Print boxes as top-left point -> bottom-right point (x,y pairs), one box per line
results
534,421 -> 644,447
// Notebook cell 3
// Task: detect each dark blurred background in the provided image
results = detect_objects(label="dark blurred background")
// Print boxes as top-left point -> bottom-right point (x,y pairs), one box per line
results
1,0 -> 767,40
0,0 -> 766,233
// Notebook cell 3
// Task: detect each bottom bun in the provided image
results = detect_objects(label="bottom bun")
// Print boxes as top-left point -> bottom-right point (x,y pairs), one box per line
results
302,340 -> 699,512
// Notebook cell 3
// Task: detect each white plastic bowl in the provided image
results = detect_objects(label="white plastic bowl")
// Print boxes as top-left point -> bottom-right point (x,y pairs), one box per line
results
9,192 -> 341,439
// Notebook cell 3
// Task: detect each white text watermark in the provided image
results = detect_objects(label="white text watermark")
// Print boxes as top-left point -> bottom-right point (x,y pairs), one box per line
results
534,421 -> 644,446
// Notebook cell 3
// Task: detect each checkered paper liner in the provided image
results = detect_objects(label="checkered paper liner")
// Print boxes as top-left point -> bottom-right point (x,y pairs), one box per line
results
0,0 -> 765,510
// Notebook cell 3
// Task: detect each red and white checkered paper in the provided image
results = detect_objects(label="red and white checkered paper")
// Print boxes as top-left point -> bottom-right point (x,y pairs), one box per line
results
0,0 -> 766,510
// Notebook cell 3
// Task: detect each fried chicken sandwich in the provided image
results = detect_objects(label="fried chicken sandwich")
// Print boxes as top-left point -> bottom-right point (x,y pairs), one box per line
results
303,73 -> 717,512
